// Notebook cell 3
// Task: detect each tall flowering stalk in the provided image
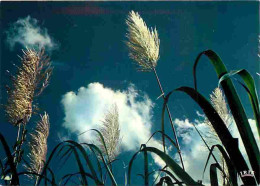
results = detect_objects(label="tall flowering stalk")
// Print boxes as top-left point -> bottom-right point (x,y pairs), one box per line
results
5,48 -> 52,168
26,112 -> 50,181
126,11 -> 185,170
97,104 -> 121,162
5,48 -> 52,126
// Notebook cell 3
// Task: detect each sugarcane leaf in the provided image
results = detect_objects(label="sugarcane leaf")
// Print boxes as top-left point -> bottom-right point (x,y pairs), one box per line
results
81,143 -> 117,186
159,169 -> 182,186
193,50 -> 260,183
70,146 -> 88,185
141,146 -> 199,185
127,150 -> 141,185
210,163 -> 220,186
83,143 -> 104,183
166,86 -> 256,185
146,131 -> 178,150
161,97 -> 166,153
203,144 -> 237,186
219,69 -> 260,137
89,129 -> 111,166
156,176 -> 174,186
47,167 -> 56,185
60,172 -> 100,185
0,132 -> 19,185
142,144 -> 149,186
37,141 -> 65,185
18,171 -> 53,184
66,141 -> 101,185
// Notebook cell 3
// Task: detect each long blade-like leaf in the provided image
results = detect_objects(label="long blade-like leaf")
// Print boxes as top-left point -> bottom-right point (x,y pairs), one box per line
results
38,141 -> 65,185
203,144 -> 237,186
167,86 -> 256,185
0,133 -> 19,185
159,169 -> 182,186
127,150 -> 141,185
66,141 -> 101,185
193,50 -> 260,183
142,144 -> 149,186
141,146 -> 199,185
210,163 -> 220,186
219,69 -> 260,137
145,131 -> 177,150
70,146 -> 88,185
18,171 -> 53,184
89,129 -> 112,167
81,143 -> 117,186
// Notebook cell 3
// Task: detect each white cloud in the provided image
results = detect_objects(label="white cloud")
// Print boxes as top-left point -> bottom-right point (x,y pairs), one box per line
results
61,82 -> 161,152
61,82 -> 260,184
5,16 -> 57,51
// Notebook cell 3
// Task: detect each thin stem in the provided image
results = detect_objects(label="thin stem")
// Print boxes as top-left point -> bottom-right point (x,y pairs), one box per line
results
16,124 -> 21,144
152,67 -> 185,170
13,124 -> 21,166
144,148 -> 149,186
15,124 -> 27,167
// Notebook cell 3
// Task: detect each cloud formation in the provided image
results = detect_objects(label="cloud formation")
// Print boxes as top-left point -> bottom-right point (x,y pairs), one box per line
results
61,82 -> 260,184
61,82 -> 161,151
5,16 -> 57,51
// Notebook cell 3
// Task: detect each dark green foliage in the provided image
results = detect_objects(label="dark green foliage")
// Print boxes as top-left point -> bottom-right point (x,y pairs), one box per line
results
193,50 -> 259,184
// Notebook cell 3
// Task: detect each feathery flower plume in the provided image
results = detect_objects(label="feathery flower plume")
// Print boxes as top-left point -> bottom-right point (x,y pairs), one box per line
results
5,48 -> 52,126
204,87 -> 233,143
126,11 -> 160,71
97,104 -> 121,161
126,11 -> 185,170
26,112 -> 50,178
203,87 -> 233,184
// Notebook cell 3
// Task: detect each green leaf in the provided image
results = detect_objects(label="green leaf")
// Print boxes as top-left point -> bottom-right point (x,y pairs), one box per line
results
18,171 -> 53,184
66,141 -> 101,185
158,169 -> 182,185
145,131 -> 178,153
60,172 -> 100,185
71,146 -> 88,185
193,50 -> 260,183
219,69 -> 260,137
38,141 -> 102,185
141,146 -> 199,185
127,150 -> 141,185
81,143 -> 117,186
203,144 -> 237,186
0,132 -> 19,185
37,142 -> 65,185
156,176 -> 174,186
168,86 -> 256,185
142,144 -> 149,186
210,163 -> 220,186
89,129 -> 112,167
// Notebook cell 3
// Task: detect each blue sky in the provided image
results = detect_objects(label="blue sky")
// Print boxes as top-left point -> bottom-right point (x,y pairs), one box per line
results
0,1 -> 259,185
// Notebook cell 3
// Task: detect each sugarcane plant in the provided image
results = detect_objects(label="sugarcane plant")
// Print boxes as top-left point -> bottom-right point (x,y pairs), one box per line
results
0,48 -> 53,185
126,11 -> 259,186
0,10 -> 259,186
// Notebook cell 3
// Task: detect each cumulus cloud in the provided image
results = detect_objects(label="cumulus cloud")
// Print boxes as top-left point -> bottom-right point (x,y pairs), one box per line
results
61,82 -> 162,152
5,16 -> 57,51
173,115 -> 259,184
